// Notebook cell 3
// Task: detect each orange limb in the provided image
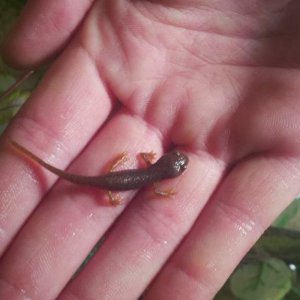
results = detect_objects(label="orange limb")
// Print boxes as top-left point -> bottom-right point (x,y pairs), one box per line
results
108,190 -> 121,206
140,151 -> 156,166
109,152 -> 128,171
153,182 -> 176,198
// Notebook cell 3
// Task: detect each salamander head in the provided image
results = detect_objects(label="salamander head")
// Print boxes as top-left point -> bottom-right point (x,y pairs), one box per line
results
154,151 -> 189,178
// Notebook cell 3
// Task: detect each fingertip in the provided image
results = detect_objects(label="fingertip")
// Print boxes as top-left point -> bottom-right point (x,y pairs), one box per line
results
1,32 -> 61,70
1,0 -> 94,69
1,7 -> 66,69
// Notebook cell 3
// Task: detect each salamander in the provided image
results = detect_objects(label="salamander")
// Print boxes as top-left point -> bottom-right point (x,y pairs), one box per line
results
10,140 -> 189,191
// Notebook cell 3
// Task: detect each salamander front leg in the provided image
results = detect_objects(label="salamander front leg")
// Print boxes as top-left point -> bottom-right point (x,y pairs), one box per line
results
140,151 -> 156,166
110,152 -> 128,171
107,190 -> 121,206
153,182 -> 176,198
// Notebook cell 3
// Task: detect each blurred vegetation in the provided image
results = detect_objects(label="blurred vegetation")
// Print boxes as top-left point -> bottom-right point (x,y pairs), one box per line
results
0,0 -> 39,133
1,1 -> 300,299
216,197 -> 300,300
0,0 -> 26,41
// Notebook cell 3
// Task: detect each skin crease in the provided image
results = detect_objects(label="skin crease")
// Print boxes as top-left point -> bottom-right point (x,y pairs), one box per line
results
0,0 -> 300,299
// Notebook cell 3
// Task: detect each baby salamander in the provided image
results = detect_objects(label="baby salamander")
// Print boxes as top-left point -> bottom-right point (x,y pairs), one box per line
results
10,140 -> 188,191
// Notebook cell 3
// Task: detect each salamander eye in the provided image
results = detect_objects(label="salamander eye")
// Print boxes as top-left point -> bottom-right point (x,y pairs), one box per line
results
181,163 -> 188,170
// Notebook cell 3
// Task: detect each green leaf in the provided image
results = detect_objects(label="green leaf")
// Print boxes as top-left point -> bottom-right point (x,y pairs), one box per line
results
0,73 -> 15,92
273,197 -> 300,230
0,89 -> 29,134
230,258 -> 292,300
285,287 -> 300,299
0,1 -> 41,135
215,281 -> 238,300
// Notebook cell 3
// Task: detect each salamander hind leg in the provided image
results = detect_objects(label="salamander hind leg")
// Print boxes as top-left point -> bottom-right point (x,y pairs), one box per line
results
110,152 -> 128,171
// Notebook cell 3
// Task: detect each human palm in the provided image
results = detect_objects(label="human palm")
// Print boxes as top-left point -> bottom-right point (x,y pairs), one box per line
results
1,1 -> 300,299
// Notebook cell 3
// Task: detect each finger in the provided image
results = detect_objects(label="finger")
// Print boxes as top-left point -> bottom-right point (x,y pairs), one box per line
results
0,112 -> 164,299
144,155 -> 300,299
0,43 -> 112,256
56,153 -> 223,300
1,0 -> 94,68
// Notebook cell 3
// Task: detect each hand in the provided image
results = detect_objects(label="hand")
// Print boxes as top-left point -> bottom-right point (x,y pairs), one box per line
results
1,1 -> 300,299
